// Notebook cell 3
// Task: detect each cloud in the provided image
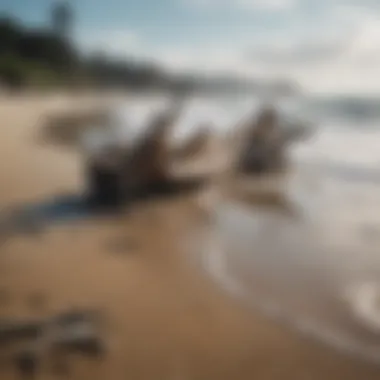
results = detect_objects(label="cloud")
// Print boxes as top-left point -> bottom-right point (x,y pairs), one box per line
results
341,15 -> 380,65
182,0 -> 296,11
151,46 -> 247,74
278,15 -> 380,93
240,2 -> 380,92
248,38 -> 348,66
75,0 -> 380,92
183,0 -> 380,12
237,0 -> 297,10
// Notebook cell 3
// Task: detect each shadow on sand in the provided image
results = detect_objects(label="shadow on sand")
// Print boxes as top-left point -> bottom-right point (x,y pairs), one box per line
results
0,177 -> 207,244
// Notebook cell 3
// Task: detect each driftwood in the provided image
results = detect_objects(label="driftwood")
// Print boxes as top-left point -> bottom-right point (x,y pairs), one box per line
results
85,106 -> 181,207
235,107 -> 283,174
120,107 -> 180,189
40,108 -> 111,148
171,126 -> 212,161
0,309 -> 105,377
235,106 -> 313,175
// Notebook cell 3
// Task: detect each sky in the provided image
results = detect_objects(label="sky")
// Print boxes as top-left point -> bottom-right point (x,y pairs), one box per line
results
3,0 -> 380,93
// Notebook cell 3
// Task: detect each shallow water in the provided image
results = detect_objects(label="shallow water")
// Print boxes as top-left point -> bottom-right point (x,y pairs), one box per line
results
168,95 -> 380,363
198,156 -> 380,364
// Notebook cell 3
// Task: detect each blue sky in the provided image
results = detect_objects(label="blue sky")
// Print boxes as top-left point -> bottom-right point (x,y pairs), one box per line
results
1,0 -> 306,48
3,0 -> 380,92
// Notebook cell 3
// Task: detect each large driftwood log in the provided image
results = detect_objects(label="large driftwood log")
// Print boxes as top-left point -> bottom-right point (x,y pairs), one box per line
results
171,126 -> 212,162
236,107 -> 283,174
120,107 -> 181,191
85,106 -> 181,206
41,108 -> 111,148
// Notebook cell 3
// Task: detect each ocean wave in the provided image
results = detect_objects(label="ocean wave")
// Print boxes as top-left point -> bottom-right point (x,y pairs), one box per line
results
345,282 -> 380,333
200,228 -> 380,366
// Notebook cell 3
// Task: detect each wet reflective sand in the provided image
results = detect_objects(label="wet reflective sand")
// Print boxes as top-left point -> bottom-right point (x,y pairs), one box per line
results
1,95 -> 380,379
200,166 -> 380,364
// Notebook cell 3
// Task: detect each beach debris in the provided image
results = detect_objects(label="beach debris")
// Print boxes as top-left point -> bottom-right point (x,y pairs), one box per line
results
52,323 -> 105,357
41,107 -> 111,149
52,310 -> 102,330
85,105 -> 182,207
235,105 -> 312,175
171,125 -> 212,161
13,345 -> 40,379
121,106 -> 181,191
51,310 -> 105,357
0,320 -> 44,345
85,159 -> 125,208
237,106 -> 286,175
0,309 -> 106,377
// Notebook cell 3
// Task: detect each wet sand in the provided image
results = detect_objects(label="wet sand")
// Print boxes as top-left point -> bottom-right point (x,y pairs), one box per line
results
0,94 -> 379,379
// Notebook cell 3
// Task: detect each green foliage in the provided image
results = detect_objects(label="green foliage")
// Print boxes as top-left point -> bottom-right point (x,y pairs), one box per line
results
0,53 -> 28,87
0,53 -> 70,89
0,9 -> 225,94
0,15 -> 78,89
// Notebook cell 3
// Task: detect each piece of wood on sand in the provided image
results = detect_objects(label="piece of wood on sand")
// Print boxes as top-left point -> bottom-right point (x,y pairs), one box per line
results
40,107 -> 111,149
171,125 -> 212,162
119,106 -> 182,196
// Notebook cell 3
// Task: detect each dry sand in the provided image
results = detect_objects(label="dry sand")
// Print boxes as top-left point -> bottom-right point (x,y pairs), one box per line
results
0,94 -> 379,379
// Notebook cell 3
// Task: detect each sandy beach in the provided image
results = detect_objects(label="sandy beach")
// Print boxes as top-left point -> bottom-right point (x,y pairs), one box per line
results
0,94 -> 379,380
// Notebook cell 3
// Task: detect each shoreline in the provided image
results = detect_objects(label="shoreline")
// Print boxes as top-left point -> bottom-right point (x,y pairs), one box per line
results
0,96 -> 380,379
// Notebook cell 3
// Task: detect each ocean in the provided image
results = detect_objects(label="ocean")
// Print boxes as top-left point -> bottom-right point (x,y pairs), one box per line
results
189,93 -> 380,365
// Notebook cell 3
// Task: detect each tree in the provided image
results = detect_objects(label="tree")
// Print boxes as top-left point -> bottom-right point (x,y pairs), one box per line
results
0,17 -> 22,55
51,1 -> 73,38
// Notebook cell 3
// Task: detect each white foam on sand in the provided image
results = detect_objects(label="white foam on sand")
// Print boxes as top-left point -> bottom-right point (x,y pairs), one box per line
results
292,125 -> 380,170
200,227 -> 380,365
197,169 -> 380,366
345,282 -> 380,333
